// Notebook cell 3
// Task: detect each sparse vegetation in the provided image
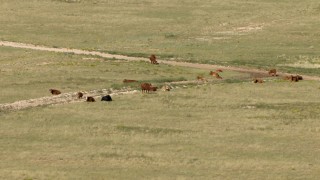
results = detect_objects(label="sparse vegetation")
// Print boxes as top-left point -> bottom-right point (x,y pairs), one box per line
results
1,81 -> 320,179
1,0 -> 320,179
0,0 -> 319,74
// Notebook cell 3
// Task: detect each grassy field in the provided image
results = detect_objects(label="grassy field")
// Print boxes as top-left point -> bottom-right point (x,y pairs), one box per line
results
1,0 -> 320,179
0,0 -> 320,75
1,80 -> 320,179
0,46 -> 246,104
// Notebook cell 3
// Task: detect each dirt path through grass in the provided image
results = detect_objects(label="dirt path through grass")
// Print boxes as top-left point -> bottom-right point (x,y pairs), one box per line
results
0,88 -> 140,112
2,40 -> 320,81
0,79 -> 198,112
1,40 -> 320,112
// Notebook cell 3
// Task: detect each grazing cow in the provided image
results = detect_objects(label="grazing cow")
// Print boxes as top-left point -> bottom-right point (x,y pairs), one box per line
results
49,89 -> 61,95
285,75 -> 301,82
77,92 -> 84,99
101,95 -> 112,101
209,71 -> 222,79
123,79 -> 137,83
141,83 -> 157,93
253,78 -> 264,83
86,96 -> 95,102
290,75 -> 299,82
216,69 -> 223,72
196,75 -> 207,82
149,54 -> 159,64
268,69 -> 277,76
141,83 -> 152,93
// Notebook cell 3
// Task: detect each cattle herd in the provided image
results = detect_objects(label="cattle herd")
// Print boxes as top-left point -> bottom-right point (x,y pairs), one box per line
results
49,89 -> 112,102
253,69 -> 303,83
49,55 -> 304,101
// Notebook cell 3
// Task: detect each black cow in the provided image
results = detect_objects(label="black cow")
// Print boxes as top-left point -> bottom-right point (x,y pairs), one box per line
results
101,95 -> 112,101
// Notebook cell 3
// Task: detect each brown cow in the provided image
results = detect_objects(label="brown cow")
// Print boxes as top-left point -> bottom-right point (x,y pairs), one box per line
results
49,89 -> 61,95
77,92 -> 84,99
123,79 -> 138,83
141,83 -> 152,93
209,71 -> 222,79
86,96 -> 95,102
268,69 -> 277,76
253,78 -> 264,83
216,69 -> 223,72
290,75 -> 299,82
149,54 -> 159,64
196,75 -> 207,82
141,83 -> 157,93
284,75 -> 302,82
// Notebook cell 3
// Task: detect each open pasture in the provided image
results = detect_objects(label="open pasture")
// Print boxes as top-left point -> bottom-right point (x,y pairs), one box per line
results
1,80 -> 320,179
1,0 -> 320,179
0,46 -> 245,104
0,0 -> 320,75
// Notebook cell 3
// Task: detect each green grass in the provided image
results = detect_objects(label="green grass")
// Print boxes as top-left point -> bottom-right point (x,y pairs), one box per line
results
1,80 -> 320,179
0,0 -> 320,74
0,46 -> 244,103
1,0 -> 320,179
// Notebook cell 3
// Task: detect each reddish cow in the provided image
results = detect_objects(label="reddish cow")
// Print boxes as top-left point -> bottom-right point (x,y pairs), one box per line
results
209,71 -> 222,79
141,83 -> 152,93
123,79 -> 138,83
141,83 -> 157,93
196,75 -> 207,82
149,54 -> 159,64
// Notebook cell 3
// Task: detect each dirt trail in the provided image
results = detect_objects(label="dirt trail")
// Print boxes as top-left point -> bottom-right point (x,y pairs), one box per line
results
1,40 -> 320,80
0,80 -> 202,112
1,40 -> 320,112
0,41 -> 144,61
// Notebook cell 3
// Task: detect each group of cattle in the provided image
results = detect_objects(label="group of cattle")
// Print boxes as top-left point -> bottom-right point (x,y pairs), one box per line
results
49,55 -> 304,99
252,69 -> 303,83
196,69 -> 224,82
123,54 -> 171,93
197,68 -> 303,84
49,89 -> 112,102
48,55 -> 163,100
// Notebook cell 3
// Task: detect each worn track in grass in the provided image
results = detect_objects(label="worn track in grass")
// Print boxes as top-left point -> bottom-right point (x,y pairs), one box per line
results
0,80 -> 210,112
1,40 -> 319,112
1,41 -> 319,80
0,88 -> 140,112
